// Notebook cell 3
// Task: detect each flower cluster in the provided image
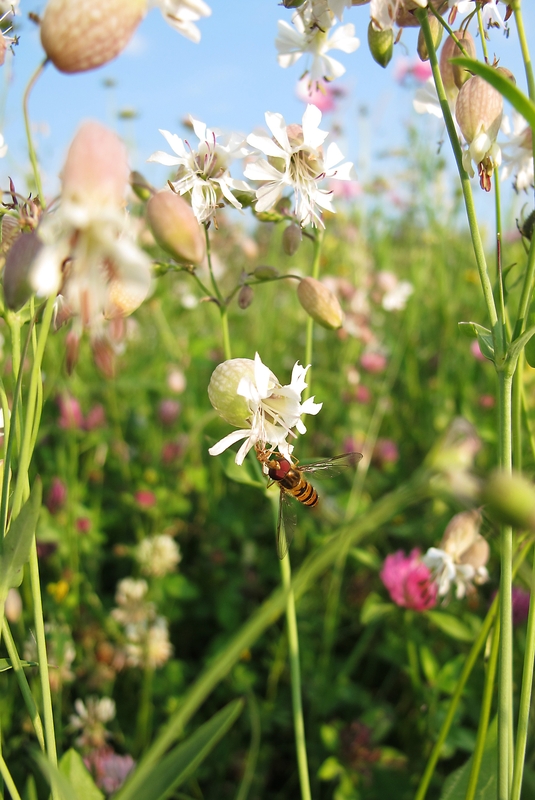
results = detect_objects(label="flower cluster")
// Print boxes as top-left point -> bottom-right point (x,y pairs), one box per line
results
111,578 -> 173,669
136,534 -> 182,577
208,353 -> 322,465
69,696 -> 116,750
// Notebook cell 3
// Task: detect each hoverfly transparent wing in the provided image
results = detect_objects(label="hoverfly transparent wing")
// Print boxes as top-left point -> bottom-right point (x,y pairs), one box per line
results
298,452 -> 363,478
276,488 -> 297,560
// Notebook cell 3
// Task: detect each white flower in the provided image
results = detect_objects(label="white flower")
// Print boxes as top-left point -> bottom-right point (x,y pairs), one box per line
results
276,13 -> 359,83
382,280 -> 413,311
148,119 -> 252,224
137,534 -> 182,577
448,0 -> 505,29
151,0 -> 211,43
69,696 -> 116,749
245,105 -> 355,227
500,111 -> 534,191
0,134 -> 7,159
208,353 -> 322,465
112,578 -> 153,627
413,78 -> 444,119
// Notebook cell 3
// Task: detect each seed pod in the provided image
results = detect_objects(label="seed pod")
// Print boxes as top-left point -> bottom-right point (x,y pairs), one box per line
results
417,14 -> 442,62
455,75 -> 503,147
483,471 -> 535,531
238,285 -> 254,309
40,0 -> 147,74
3,232 -> 42,310
367,22 -> 393,68
297,277 -> 344,330
253,265 -> 280,280
147,190 -> 205,265
282,223 -> 302,256
439,30 -> 476,100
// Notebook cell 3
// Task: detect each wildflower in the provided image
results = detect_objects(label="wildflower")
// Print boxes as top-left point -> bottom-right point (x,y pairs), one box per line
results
147,119 -> 251,224
360,351 -> 387,373
455,74 -> 503,192
158,399 -> 181,426
31,122 -> 152,371
423,509 -> 489,599
46,477 -> 67,514
245,105 -> 355,227
136,534 -> 182,577
85,748 -> 135,795
275,12 -> 359,83
370,0 -> 428,32
167,367 -> 187,393
57,395 -> 84,430
135,490 -> 157,508
153,0 -> 211,43
373,438 -> 399,467
208,352 -> 322,465
69,696 -> 116,750
380,548 -> 438,611
500,111 -> 534,191
111,578 -> 153,627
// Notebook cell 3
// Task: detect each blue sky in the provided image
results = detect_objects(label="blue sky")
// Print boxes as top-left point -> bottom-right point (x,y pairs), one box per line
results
1,1 -> 533,208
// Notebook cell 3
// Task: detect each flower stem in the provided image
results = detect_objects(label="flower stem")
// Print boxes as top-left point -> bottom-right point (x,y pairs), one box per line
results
203,226 -> 232,359
511,546 -> 535,800
2,619 -> 45,751
303,229 -> 324,401
22,60 -> 47,209
0,752 -> 22,800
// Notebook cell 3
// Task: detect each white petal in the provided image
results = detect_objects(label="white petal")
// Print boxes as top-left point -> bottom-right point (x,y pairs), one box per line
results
147,150 -> 181,166
208,429 -> 251,456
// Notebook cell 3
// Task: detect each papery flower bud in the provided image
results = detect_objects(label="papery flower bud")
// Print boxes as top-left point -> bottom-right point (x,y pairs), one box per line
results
396,0 -> 445,28
208,358 -> 262,427
146,190 -> 205,265
40,0 -> 147,74
297,277 -> 344,330
456,74 -> 503,190
483,471 -> 535,530
367,22 -> 393,68
439,31 -> 476,101
417,14 -> 442,62
2,232 -> 42,310
1,215 -> 21,256
440,509 -> 489,570
282,223 -> 302,256
238,284 -> 254,309
5,588 -> 22,623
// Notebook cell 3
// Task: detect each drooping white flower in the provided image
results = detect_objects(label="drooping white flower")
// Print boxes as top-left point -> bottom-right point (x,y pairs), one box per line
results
275,13 -> 359,83
245,104 -> 355,228
448,0 -> 505,29
151,0 -> 211,43
208,353 -> 322,465
500,111 -> 534,191
148,119 -> 252,224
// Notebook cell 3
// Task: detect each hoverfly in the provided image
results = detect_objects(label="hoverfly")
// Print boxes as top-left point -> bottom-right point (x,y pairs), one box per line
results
255,446 -> 363,559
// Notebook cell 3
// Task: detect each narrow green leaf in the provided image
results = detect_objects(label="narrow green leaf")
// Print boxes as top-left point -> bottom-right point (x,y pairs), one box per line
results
450,58 -> 535,131
116,698 -> 244,800
34,751 -> 78,800
439,716 -> 497,799
509,324 -> 535,369
426,611 -> 475,642
0,658 -> 37,672
0,478 -> 42,596
59,750 -> 104,800
458,321 -> 491,340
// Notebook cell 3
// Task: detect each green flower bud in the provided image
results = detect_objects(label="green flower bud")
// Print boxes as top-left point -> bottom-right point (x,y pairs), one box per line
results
209,358 -> 275,428
367,22 -> 393,69
417,14 -> 442,62
147,190 -> 205,265
130,170 -> 154,202
483,471 -> 535,530
297,277 -> 344,330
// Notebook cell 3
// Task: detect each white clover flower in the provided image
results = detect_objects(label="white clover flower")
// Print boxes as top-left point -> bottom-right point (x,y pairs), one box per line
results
137,534 -> 182,577
69,696 -> 116,749
423,509 -> 489,599
151,0 -> 211,43
208,352 -> 322,465
111,578 -> 153,627
146,618 -> 173,668
31,122 -> 151,335
245,105 -> 355,228
276,12 -> 359,83
500,111 -> 534,191
148,119 -> 252,224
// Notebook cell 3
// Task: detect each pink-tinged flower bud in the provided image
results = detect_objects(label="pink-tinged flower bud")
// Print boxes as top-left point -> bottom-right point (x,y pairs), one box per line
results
380,549 -> 437,611
367,22 -> 393,69
238,284 -> 254,309
417,14 -> 442,62
208,358 -> 261,427
282,223 -> 302,256
440,31 -> 476,101
135,489 -> 157,509
297,277 -> 344,330
84,404 -> 106,430
456,74 -> 503,191
158,399 -> 180,426
3,232 -> 42,310
483,471 -> 535,530
62,121 -> 130,207
40,0 -> 147,75
57,394 -> 84,429
146,190 -> 205,265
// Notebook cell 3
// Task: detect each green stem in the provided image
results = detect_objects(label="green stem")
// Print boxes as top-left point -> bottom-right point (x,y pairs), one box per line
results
0,753 -> 22,800
511,546 -> 535,800
498,369 -> 514,800
220,306 -> 232,361
135,666 -> 154,756
426,4 -> 471,56
512,1 -> 535,102
1,620 -> 45,751
22,60 -> 47,208
203,226 -> 232,359
280,552 -> 311,800
465,620 -> 500,800
476,7 -> 489,63
303,229 -> 324,400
